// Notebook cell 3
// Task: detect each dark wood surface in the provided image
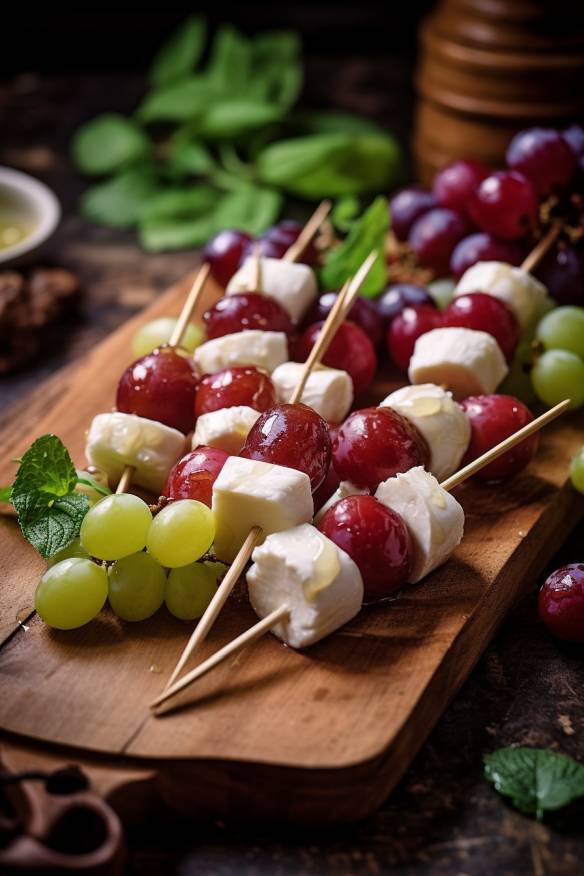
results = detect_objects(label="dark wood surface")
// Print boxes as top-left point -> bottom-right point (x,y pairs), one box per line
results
1,71 -> 583,875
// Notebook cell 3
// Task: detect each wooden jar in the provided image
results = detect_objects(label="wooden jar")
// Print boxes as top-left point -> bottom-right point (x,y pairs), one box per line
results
414,0 -> 584,183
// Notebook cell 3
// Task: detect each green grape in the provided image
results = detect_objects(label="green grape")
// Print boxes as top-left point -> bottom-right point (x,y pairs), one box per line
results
146,499 -> 215,568
132,318 -> 204,358
35,558 -> 108,629
499,339 -> 537,406
570,448 -> 584,495
108,551 -> 166,621
531,350 -> 584,411
165,560 -> 225,620
427,279 -> 455,311
47,537 -> 91,568
536,306 -> 584,358
80,493 -> 152,560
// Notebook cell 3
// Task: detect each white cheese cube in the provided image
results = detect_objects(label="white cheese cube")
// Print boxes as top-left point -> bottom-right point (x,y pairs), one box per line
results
375,466 -> 464,583
408,327 -> 508,400
247,524 -> 363,648
226,257 -> 318,323
192,406 -> 260,455
212,457 -> 313,563
380,383 -> 471,481
271,361 -> 353,423
85,412 -> 185,495
193,330 -> 288,376
313,481 -> 369,525
454,261 -> 550,330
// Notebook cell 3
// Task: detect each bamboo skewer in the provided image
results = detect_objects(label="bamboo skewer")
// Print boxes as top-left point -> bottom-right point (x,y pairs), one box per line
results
520,220 -> 564,275
250,243 -> 263,292
115,466 -> 135,495
282,201 -> 331,263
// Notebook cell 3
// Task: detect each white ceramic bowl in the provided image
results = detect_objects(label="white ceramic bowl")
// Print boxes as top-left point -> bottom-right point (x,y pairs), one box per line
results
0,166 -> 61,266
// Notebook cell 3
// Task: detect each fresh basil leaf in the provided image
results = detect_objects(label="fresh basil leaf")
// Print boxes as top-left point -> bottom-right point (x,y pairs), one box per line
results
150,16 -> 207,89
320,196 -> 388,297
331,195 -> 361,231
19,493 -> 90,561
140,185 -> 220,222
72,114 -> 151,176
140,213 -> 218,252
0,485 -> 12,503
485,747 -> 584,820
249,31 -> 303,108
290,110 -> 383,136
138,77 -> 218,124
168,134 -> 216,176
75,476 -> 111,498
213,186 -> 282,236
81,167 -> 160,229
198,100 -> 285,140
207,25 -> 252,95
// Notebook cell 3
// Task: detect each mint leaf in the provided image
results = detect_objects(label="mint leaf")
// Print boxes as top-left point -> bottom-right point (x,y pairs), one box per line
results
331,195 -> 361,232
0,485 -> 12,503
168,135 -> 216,177
207,25 -> 252,95
138,77 -> 218,124
75,476 -> 111,498
140,185 -> 220,222
213,186 -> 282,235
72,114 -> 151,176
12,434 -> 78,501
140,213 -> 218,252
19,494 -> 89,561
150,16 -> 207,89
198,99 -> 285,140
81,167 -> 160,229
291,110 -> 382,136
320,196 -> 389,297
485,747 -> 584,820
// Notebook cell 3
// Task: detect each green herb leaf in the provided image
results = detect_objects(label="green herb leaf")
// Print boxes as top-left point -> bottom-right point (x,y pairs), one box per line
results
290,110 -> 382,136
212,185 -> 282,235
320,196 -> 388,297
207,25 -> 252,95
0,485 -> 12,503
139,214 -> 218,252
140,185 -> 220,222
75,476 -> 111,498
168,135 -> 216,177
150,16 -> 207,89
485,747 -> 584,820
198,99 -> 285,140
19,494 -> 90,561
72,114 -> 151,176
331,195 -> 361,232
249,31 -> 303,108
81,166 -> 160,229
138,77 -> 218,124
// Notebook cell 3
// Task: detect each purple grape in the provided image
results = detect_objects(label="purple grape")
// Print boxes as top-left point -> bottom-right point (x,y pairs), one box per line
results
450,232 -> 525,279
563,125 -> 584,158
390,186 -> 438,242
376,283 -> 436,322
409,207 -> 468,276
305,292 -> 385,347
534,244 -> 584,306
506,127 -> 577,196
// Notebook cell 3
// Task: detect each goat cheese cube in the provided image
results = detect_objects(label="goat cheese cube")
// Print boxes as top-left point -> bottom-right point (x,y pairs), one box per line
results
454,261 -> 550,330
226,257 -> 318,323
271,361 -> 353,423
192,406 -> 260,455
194,330 -> 288,376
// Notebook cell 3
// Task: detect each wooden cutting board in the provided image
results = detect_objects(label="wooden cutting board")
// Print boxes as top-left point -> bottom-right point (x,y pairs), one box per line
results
1,271 -> 583,825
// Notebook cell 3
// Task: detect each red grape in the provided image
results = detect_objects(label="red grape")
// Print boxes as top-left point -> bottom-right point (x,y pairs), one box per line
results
460,394 -> 537,482
534,244 -> 584,307
386,305 -> 443,372
117,347 -> 198,434
165,446 -> 229,506
319,495 -> 412,602
563,125 -> 584,158
203,229 -> 252,287
450,233 -> 525,280
203,292 -> 294,340
295,320 -> 377,394
313,458 -> 341,513
443,293 -> 519,362
409,208 -> 469,275
195,366 -> 276,416
241,403 -> 331,492
538,564 -> 584,643
376,283 -> 436,322
332,406 -> 430,491
390,186 -> 438,242
432,159 -> 490,214
506,127 -> 577,196
469,171 -> 538,240
305,292 -> 385,347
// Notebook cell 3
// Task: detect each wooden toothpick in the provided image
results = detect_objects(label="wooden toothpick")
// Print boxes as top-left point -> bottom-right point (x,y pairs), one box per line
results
250,242 -> 263,292
169,263 -> 211,348
282,201 -> 331,263
115,465 -> 135,494
521,220 -> 564,275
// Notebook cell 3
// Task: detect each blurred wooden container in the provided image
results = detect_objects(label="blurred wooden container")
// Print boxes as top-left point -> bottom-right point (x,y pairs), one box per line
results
414,0 -> 584,183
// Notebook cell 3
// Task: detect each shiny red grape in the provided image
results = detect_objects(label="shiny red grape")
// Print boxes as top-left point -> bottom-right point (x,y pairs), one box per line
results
469,171 -> 538,240
116,346 -> 198,434
408,208 -> 469,275
390,187 -> 438,242
460,394 -> 537,482
305,292 -> 384,347
506,128 -> 577,196
386,305 -> 443,372
203,229 -> 252,287
195,366 -> 276,416
450,233 -> 525,280
241,403 -> 331,492
313,424 -> 341,512
295,320 -> 377,394
319,495 -> 412,602
165,446 -> 229,507
534,244 -> 584,306
432,159 -> 490,214
443,293 -> 519,362
376,283 -> 436,322
538,564 -> 584,643
332,407 -> 430,491
203,292 -> 294,340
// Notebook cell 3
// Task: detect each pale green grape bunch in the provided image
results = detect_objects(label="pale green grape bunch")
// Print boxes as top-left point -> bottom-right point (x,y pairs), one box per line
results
80,493 -> 153,560
531,306 -> 584,410
166,560 -> 226,620
570,448 -> 584,496
108,552 -> 167,621
146,499 -> 215,568
36,558 -> 108,629
132,318 -> 204,358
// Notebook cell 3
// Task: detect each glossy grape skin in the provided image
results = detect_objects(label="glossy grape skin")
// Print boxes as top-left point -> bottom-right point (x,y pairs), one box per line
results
534,245 -> 584,306
318,495 -> 412,603
305,292 -> 385,347
450,233 -> 525,280
506,127 -> 577,196
390,186 -> 438,242
432,159 -> 490,213
460,394 -> 537,482
376,283 -> 436,322
538,564 -> 584,643
108,552 -> 166,622
408,208 -> 468,276
312,425 -> 341,512
80,494 -> 153,561
443,293 -> 519,362
35,559 -> 108,630
116,346 -> 198,434
536,306 -> 584,358
132,318 -> 203,358
241,222 -> 318,266
47,537 -> 91,567
165,446 -> 229,507
386,304 -> 443,372
165,561 -> 225,621
195,366 -> 276,416
295,320 -> 377,394
203,292 -> 294,340
469,171 -> 538,240
332,407 -> 430,491
203,229 -> 252,287
570,448 -> 584,495
531,350 -> 584,410
241,403 -> 332,492
147,499 -> 215,568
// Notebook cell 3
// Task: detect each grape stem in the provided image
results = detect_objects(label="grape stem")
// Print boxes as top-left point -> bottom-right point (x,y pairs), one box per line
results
521,220 -> 564,274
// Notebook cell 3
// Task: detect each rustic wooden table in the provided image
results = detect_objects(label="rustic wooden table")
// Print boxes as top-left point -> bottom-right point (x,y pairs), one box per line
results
1,71 -> 583,876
